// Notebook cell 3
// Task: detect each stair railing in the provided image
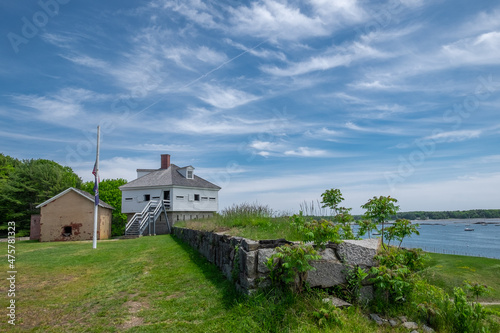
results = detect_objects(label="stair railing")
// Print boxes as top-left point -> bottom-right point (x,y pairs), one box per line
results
124,199 -> 172,236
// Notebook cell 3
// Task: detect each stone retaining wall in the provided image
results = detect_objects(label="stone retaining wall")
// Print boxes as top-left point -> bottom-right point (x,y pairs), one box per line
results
173,227 -> 380,295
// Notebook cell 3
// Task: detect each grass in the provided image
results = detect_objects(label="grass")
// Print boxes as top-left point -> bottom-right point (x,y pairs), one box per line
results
423,253 -> 500,303
3,236 -> 408,332
3,200 -> 499,332
176,215 -> 301,241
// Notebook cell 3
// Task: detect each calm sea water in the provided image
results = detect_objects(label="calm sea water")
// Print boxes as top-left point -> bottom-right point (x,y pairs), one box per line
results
360,219 -> 500,259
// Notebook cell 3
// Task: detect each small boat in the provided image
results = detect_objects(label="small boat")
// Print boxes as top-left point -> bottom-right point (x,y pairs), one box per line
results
464,228 -> 474,231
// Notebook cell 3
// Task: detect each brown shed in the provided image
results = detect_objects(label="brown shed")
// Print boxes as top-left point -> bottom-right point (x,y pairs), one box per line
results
33,187 -> 114,242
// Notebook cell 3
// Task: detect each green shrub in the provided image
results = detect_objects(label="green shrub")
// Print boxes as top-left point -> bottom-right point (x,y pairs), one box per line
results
343,265 -> 369,304
370,247 -> 426,311
312,306 -> 344,328
291,213 -> 342,249
266,243 -> 321,293
450,287 -> 487,332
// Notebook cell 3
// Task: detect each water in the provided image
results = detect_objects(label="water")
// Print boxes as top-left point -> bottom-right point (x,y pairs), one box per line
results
360,219 -> 500,259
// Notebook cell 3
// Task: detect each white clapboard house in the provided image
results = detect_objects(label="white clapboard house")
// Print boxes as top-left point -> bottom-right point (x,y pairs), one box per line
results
120,154 -> 220,236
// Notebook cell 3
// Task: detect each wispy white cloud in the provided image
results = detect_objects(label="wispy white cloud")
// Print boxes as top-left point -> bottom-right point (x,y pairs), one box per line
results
157,0 -> 220,29
0,130 -> 76,143
457,7 -> 500,36
305,127 -> 344,142
262,42 -> 389,76
60,54 -> 108,70
12,87 -> 110,118
423,130 -> 482,143
227,0 -> 365,42
224,38 -> 287,60
440,31 -> 500,66
344,122 -> 407,136
159,107 -> 289,135
198,84 -> 259,109
126,143 -> 194,152
163,45 -> 228,70
284,147 -> 330,157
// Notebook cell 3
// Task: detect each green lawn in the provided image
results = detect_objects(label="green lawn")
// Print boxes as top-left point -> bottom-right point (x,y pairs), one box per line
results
3,236 -> 409,332
423,253 -> 500,303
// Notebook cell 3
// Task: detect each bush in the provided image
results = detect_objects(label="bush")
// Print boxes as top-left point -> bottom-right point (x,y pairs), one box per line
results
266,243 -> 320,293
370,247 -> 426,312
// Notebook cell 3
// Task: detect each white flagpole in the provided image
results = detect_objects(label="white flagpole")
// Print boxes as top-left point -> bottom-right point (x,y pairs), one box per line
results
93,126 -> 100,249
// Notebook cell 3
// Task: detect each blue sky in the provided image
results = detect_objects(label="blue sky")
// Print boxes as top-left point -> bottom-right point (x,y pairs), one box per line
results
1,0 -> 499,214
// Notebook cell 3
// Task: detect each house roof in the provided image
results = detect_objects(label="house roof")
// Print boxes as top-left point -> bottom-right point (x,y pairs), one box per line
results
119,164 -> 221,190
35,187 -> 115,210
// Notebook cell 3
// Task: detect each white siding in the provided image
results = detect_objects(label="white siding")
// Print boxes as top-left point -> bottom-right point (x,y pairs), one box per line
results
171,187 -> 218,212
121,186 -> 218,214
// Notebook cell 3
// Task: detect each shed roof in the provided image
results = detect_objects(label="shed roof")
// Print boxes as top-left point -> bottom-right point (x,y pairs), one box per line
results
35,187 -> 115,210
119,164 -> 221,190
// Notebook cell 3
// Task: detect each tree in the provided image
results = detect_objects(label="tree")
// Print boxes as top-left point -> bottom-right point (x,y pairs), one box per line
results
0,157 -> 82,235
321,188 -> 355,239
0,154 -> 21,184
361,196 -> 400,249
384,218 -> 420,248
82,178 -> 128,236
356,219 -> 378,239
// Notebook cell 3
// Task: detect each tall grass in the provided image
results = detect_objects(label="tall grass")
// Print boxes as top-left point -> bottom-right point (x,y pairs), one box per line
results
177,202 -> 303,240
219,202 -> 275,227
299,200 -> 332,218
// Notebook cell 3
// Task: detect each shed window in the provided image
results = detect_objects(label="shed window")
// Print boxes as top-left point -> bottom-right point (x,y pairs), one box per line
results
144,194 -> 150,201
63,226 -> 72,236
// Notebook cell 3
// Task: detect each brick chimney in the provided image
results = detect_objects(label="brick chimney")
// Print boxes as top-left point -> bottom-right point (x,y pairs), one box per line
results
161,154 -> 170,169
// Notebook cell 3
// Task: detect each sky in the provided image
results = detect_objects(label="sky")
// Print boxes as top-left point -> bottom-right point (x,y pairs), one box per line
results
1,0 -> 499,214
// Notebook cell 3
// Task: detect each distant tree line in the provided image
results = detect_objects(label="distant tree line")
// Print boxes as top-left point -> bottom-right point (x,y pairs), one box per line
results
0,153 -> 127,237
394,209 -> 500,220
350,209 -> 500,221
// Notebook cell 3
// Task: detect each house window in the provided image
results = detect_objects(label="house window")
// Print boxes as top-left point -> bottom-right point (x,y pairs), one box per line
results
176,195 -> 184,200
144,194 -> 150,201
201,197 -> 208,201
187,170 -> 193,179
194,194 -> 200,201
209,197 -> 216,201
63,226 -> 72,236
125,198 -> 133,201
176,215 -> 180,221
